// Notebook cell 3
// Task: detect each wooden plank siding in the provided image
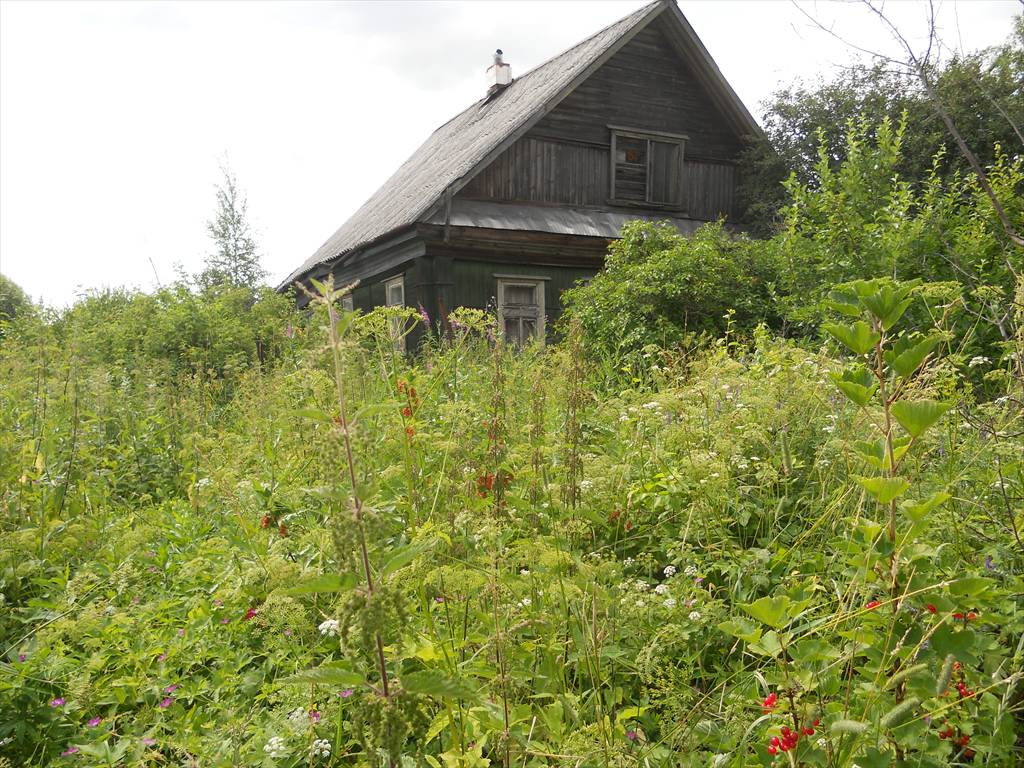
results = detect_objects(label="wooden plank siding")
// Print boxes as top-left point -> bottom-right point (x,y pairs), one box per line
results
458,16 -> 742,222
460,136 -> 736,221
528,17 -> 743,162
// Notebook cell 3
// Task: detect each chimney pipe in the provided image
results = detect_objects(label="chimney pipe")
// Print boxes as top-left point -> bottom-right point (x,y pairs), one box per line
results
486,49 -> 512,95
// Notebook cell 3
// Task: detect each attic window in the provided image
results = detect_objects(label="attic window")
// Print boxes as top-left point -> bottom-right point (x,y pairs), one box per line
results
609,127 -> 687,209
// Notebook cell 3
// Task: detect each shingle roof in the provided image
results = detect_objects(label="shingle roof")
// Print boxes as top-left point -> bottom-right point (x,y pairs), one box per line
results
281,0 -> 664,288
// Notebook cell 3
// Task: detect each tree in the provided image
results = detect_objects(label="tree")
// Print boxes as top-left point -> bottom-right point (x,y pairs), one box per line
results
0,273 -> 31,326
738,13 -> 1024,237
199,166 -> 265,292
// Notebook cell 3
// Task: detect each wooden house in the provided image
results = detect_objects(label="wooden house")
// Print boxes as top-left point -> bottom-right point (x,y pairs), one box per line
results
281,0 -> 759,344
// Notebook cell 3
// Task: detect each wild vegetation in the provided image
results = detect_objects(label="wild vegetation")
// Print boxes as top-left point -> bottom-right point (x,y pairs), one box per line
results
2,98 -> 1023,768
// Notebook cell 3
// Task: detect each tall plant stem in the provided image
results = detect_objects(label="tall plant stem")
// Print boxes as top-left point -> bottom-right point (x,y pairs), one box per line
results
327,300 -> 391,701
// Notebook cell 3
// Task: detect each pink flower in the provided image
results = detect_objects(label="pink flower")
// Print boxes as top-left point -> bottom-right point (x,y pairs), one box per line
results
18,653 -> 26,662
61,746 -> 80,756
141,737 -> 156,746
157,653 -> 168,662
159,697 -> 173,709
626,730 -> 638,742
164,684 -> 178,694
339,689 -> 354,698
50,697 -> 66,707
220,617 -> 230,624
87,717 -> 101,727
242,608 -> 257,621
177,629 -> 185,638
309,709 -> 321,723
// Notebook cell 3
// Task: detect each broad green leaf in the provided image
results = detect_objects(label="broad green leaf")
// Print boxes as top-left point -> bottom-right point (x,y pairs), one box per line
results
401,670 -> 477,700
823,321 -> 880,355
282,573 -> 356,596
382,538 -> 435,576
617,706 -> 649,721
887,335 -> 941,378
891,399 -> 950,438
718,617 -> 762,644
949,576 -> 993,598
831,365 -> 876,407
739,596 -> 793,629
902,492 -> 951,523
859,280 -> 919,330
293,408 -> 332,423
856,476 -> 910,504
424,710 -> 450,744
853,440 -> 886,469
284,663 -> 364,687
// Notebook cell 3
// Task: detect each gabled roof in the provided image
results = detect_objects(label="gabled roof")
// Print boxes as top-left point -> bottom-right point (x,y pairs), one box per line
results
282,0 -> 758,289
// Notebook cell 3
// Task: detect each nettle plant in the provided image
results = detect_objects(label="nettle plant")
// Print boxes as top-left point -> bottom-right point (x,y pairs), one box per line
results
728,279 -> 1019,767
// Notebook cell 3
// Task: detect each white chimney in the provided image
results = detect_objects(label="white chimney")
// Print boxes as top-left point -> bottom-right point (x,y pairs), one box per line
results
486,49 -> 512,95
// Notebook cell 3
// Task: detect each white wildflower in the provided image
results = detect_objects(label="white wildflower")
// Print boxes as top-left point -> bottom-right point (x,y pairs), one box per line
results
635,599 -> 645,607
710,472 -> 720,478
688,611 -> 702,621
663,565 -> 677,577
311,738 -> 331,758
663,598 -> 677,609
318,618 -> 340,637
816,738 -> 827,748
520,568 -> 530,576
684,565 -> 698,577
641,401 -> 662,410
619,413 -> 630,422
287,707 -> 306,725
634,580 -> 649,592
968,356 -> 990,368
264,736 -> 288,759
654,584 -> 669,595
580,479 -> 594,492
822,425 -> 835,433
518,597 -> 531,608
623,557 -> 635,567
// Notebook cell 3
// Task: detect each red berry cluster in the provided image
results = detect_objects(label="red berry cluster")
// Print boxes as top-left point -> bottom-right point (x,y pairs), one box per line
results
397,380 -> 419,438
761,692 -> 778,713
259,514 -> 288,537
952,611 -> 979,622
953,663 -> 975,699
766,721 -> 818,756
938,726 -> 973,757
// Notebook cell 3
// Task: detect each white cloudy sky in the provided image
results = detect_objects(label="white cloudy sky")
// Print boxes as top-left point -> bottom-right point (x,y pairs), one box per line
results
1,0 -> 1018,306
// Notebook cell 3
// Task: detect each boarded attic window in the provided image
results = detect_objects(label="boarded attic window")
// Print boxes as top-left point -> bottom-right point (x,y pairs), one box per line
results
610,128 -> 686,208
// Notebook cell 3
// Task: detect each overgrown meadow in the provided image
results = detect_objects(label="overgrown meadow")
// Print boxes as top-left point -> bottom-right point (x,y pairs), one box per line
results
1,277 -> 1022,767
1,124 -> 1023,767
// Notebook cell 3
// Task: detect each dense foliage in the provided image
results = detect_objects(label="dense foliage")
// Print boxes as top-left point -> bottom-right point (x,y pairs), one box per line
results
565,119 -> 1024,384
1,260 -> 1022,767
737,16 -> 1024,234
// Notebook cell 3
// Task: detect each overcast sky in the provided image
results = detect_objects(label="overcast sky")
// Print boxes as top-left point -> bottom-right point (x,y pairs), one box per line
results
1,0 -> 1018,306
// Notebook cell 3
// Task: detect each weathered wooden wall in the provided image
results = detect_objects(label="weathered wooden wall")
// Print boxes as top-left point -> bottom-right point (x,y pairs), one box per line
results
459,15 -> 742,221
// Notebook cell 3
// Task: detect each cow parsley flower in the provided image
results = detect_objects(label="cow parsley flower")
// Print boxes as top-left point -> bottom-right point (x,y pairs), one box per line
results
287,707 -> 306,726
663,565 -> 677,577
688,611 -> 702,621
264,736 -> 288,759
311,739 -> 331,758
663,598 -> 677,609
684,565 -> 698,577
518,597 -> 531,608
654,584 -> 669,595
318,619 -> 340,637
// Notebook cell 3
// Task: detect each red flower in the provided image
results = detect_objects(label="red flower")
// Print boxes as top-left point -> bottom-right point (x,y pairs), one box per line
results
278,523 -> 288,537
401,406 -> 412,418
624,520 -> 634,531
866,600 -> 882,610
405,426 -> 414,438
260,515 -> 271,529
242,608 -> 257,621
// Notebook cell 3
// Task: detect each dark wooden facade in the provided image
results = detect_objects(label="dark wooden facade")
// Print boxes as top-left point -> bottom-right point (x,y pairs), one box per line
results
285,1 -> 758,344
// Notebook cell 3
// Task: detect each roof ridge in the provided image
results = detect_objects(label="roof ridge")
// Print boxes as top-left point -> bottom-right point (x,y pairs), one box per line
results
280,0 -> 670,289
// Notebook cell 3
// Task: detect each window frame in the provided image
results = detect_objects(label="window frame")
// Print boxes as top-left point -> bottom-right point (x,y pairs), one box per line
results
496,276 -> 546,346
384,275 -> 406,351
608,126 -> 687,211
